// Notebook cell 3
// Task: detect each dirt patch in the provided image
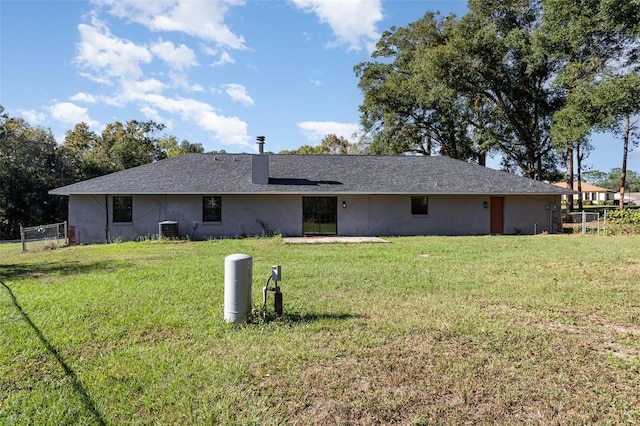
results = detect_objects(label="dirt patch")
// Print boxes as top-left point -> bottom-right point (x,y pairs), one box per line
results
488,303 -> 640,360
542,314 -> 640,360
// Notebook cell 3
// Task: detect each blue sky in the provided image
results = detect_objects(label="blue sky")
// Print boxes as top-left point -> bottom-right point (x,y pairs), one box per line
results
1,0 -> 637,174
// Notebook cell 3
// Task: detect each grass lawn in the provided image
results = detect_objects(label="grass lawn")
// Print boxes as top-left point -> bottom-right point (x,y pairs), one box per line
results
2,235 -> 640,424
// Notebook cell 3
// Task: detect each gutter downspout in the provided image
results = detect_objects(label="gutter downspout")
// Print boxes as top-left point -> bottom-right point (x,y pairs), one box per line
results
105,194 -> 111,243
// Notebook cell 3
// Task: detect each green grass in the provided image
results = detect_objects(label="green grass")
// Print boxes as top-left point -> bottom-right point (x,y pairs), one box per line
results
2,235 -> 640,424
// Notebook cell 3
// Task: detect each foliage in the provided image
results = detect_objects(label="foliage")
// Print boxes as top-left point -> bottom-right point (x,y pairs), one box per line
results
157,135 -> 204,158
606,208 -> 640,226
356,0 -> 639,181
604,208 -> 640,234
0,107 -> 67,239
279,133 -> 357,154
2,236 -> 640,424
1,106 -> 203,238
356,2 -> 569,179
61,120 -> 200,182
583,168 -> 640,192
543,0 -> 640,207
355,12 -> 482,162
101,120 -> 167,171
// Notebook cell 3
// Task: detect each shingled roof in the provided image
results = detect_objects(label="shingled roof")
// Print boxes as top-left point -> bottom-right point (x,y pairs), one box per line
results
50,153 -> 573,196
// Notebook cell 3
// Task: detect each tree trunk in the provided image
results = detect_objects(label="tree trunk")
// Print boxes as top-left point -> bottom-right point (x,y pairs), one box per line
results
619,113 -> 630,210
576,144 -> 583,211
565,148 -> 574,213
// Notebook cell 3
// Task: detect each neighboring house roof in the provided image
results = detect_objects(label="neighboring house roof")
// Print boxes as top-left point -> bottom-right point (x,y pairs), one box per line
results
50,153 -> 574,196
552,181 -> 615,193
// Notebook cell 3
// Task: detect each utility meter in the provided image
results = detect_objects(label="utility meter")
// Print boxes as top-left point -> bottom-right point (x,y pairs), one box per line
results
271,265 -> 281,282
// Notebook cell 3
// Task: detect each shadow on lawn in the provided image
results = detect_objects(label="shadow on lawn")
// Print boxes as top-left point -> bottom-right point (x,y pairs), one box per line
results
260,311 -> 361,325
1,277 -> 107,425
0,259 -> 132,282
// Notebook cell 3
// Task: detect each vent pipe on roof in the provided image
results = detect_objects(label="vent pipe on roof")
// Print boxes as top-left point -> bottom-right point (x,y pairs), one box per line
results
256,136 -> 265,154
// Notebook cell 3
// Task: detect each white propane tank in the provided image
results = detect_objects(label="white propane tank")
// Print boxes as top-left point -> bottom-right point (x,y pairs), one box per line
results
224,254 -> 253,324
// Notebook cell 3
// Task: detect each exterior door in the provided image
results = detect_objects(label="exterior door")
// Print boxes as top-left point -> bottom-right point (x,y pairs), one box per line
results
302,197 -> 337,235
490,196 -> 504,234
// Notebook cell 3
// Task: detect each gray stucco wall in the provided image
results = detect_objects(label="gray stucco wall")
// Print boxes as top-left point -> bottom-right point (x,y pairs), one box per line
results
67,193 -> 562,244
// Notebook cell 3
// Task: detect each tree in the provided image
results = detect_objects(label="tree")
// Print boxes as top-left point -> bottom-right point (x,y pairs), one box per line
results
355,13 -> 481,162
583,168 -> 640,193
592,74 -> 640,209
447,0 -> 565,179
356,2 -> 566,179
279,145 -> 324,155
101,120 -> 166,171
279,134 -> 356,155
555,73 -> 640,208
0,107 -> 66,239
318,134 -> 351,154
60,122 -> 108,181
543,0 -> 640,208
157,135 -> 204,158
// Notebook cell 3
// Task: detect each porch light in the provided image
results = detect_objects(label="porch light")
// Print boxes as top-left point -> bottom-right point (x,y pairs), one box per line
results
342,201 -> 347,208
483,201 -> 488,209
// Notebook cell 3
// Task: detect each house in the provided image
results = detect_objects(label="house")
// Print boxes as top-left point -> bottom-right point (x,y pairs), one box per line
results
614,191 -> 639,205
553,181 -> 616,205
49,153 -> 573,244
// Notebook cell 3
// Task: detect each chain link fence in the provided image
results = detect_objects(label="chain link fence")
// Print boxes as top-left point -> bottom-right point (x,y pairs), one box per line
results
20,222 -> 68,252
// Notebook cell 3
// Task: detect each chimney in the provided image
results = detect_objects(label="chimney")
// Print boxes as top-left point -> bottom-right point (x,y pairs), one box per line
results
251,144 -> 268,185
256,135 -> 265,154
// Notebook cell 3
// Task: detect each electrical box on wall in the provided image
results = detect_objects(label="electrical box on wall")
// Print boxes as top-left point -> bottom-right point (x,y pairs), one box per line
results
271,265 -> 281,282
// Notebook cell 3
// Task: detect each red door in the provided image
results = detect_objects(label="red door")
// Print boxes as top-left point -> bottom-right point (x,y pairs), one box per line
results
490,197 -> 504,234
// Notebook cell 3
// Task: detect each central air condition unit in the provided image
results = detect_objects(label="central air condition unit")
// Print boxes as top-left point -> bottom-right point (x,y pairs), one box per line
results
159,221 -> 179,238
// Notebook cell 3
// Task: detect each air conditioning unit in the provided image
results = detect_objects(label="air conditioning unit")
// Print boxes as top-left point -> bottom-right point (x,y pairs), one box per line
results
159,221 -> 179,238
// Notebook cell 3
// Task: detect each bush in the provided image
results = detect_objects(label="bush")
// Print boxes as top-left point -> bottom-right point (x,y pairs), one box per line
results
606,209 -> 640,225
604,208 -> 640,235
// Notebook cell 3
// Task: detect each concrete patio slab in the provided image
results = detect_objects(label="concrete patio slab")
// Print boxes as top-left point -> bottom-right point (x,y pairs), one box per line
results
282,236 -> 389,244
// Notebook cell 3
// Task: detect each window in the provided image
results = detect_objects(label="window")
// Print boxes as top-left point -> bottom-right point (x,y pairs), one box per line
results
113,196 -> 132,222
411,196 -> 428,215
203,196 -> 222,222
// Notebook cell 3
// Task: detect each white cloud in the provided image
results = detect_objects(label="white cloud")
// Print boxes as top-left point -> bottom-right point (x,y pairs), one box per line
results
310,70 -> 322,86
18,109 -> 46,124
290,0 -> 382,51
140,106 -> 170,128
210,51 -> 235,67
95,0 -> 246,50
76,16 -> 152,83
151,39 -> 197,71
120,90 -> 251,147
297,121 -> 360,142
119,79 -> 166,103
223,84 -> 254,106
191,83 -> 205,92
49,102 -> 100,127
70,92 -> 97,104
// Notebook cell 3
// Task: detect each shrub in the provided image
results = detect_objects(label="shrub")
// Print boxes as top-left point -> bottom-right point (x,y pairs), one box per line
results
604,208 -> 640,235
606,209 -> 640,225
